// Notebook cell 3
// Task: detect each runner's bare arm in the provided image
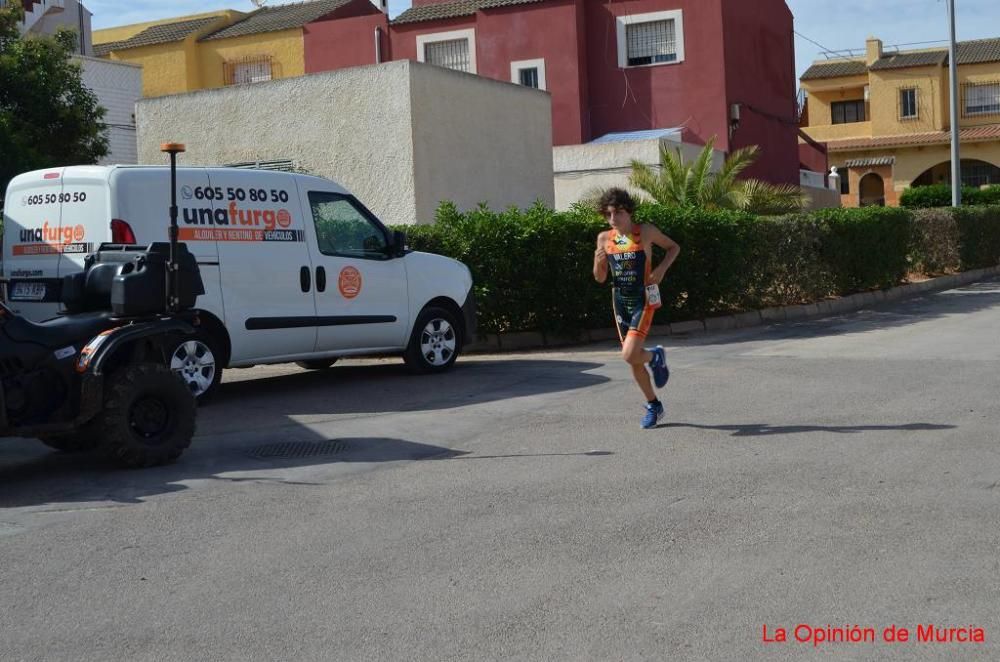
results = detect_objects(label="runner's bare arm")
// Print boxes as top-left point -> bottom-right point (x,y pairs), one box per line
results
594,231 -> 609,283
644,225 -> 680,285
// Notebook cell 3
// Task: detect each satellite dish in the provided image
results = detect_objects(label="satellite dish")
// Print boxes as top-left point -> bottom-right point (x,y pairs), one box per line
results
250,0 -> 268,7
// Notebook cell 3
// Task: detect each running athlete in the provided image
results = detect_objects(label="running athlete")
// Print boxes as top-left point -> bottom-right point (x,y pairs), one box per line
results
592,188 -> 681,429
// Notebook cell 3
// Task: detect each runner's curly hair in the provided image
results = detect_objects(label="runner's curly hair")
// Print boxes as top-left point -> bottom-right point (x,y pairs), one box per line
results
597,188 -> 636,214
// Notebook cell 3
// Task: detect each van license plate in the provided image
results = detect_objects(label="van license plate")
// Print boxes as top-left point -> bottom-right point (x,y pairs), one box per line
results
10,282 -> 46,301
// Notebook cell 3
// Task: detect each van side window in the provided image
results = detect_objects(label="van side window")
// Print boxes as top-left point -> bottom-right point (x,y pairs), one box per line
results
308,192 -> 388,259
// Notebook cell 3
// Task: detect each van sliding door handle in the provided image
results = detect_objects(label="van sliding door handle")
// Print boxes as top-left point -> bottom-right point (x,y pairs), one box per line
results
316,266 -> 327,293
300,266 -> 311,292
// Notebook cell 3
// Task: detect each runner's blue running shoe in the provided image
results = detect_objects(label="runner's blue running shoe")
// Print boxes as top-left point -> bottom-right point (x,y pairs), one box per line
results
648,346 -> 669,388
641,400 -> 664,429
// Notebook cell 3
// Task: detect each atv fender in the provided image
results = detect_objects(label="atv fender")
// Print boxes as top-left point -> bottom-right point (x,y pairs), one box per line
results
79,319 -> 197,377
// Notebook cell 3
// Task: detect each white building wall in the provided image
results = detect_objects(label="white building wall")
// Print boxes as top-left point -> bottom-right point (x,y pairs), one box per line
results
12,0 -> 93,55
135,60 -> 554,226
76,55 -> 142,165
409,63 -> 553,223
553,137 -> 725,210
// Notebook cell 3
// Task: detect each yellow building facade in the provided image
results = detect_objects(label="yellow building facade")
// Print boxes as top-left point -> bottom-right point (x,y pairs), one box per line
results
91,1 -> 340,98
801,37 -> 1000,207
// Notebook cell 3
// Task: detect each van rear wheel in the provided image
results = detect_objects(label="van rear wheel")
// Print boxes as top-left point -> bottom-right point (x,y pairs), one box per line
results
169,332 -> 222,402
404,306 -> 461,374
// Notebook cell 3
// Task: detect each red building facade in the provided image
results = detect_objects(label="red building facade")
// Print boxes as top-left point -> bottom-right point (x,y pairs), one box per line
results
303,0 -> 800,183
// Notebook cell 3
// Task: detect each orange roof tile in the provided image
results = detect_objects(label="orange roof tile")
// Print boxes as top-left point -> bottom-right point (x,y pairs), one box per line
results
824,124 -> 1000,151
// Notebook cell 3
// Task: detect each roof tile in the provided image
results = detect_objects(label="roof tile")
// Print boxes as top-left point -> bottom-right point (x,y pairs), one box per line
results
392,0 -> 546,25
955,37 -> 1000,66
800,60 -> 868,81
825,124 -> 1000,151
870,50 -> 946,71
94,16 -> 222,53
201,0 -> 355,40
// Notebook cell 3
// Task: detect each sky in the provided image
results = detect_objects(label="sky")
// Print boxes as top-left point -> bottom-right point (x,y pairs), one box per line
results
88,0 -> 1000,83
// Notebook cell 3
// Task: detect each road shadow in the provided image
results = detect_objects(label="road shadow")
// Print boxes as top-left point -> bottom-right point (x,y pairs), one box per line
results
201,358 -> 607,436
0,438 -> 616,511
662,421 -> 956,437
0,358 -> 611,509
0,436 -> 454,509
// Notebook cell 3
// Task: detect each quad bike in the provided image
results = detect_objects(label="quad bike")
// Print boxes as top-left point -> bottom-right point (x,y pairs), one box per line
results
0,144 -> 205,467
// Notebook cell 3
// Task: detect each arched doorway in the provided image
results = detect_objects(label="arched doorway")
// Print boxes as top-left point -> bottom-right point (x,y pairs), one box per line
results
911,159 -> 1000,187
859,173 -> 886,206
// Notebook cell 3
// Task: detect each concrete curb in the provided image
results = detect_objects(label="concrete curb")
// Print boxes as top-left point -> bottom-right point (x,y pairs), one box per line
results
463,266 -> 1000,354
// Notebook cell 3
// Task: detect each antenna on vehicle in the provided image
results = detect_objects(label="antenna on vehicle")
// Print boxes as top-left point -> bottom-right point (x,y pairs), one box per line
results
160,142 -> 186,314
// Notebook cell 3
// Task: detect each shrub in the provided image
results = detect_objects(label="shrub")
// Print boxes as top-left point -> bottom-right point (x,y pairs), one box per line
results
392,202 -> 1000,337
900,184 -> 1000,208
954,205 -> 1000,270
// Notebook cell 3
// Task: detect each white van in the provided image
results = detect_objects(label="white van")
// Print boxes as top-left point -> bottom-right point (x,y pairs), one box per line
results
2,166 -> 476,399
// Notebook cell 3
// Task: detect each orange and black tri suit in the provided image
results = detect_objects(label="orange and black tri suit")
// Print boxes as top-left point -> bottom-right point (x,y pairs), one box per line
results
606,227 -> 655,342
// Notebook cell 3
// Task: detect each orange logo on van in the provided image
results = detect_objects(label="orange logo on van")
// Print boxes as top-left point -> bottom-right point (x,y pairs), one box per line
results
13,223 -> 89,255
338,267 -> 362,299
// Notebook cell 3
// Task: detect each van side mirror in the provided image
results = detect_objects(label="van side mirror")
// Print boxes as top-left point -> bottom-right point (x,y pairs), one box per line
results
391,230 -> 407,258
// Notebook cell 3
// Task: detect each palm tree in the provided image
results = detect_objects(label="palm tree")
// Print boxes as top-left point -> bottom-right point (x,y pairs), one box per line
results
626,136 -> 807,215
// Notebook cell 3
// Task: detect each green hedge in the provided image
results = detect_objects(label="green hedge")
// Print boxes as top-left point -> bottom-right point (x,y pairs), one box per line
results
394,203 -> 1000,337
900,184 -> 1000,208
954,206 -> 1000,269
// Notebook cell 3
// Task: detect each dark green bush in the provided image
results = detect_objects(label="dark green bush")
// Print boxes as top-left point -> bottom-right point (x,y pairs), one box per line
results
910,208 -> 960,274
900,184 -> 1000,208
954,205 -> 1000,270
393,202 -> 1000,337
810,207 -> 913,291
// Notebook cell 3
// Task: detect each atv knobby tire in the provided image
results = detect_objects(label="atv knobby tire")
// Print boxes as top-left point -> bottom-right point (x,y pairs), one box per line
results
96,363 -> 196,468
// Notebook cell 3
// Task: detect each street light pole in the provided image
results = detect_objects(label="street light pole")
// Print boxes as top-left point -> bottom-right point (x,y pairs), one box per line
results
948,0 -> 961,207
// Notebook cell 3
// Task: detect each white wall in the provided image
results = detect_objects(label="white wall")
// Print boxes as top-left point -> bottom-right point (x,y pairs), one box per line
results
136,60 -> 554,226
76,55 -> 141,165
409,63 -> 553,223
553,137 -> 725,210
19,0 -> 93,55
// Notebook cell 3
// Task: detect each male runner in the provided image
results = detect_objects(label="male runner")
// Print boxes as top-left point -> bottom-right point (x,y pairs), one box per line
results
592,189 -> 681,429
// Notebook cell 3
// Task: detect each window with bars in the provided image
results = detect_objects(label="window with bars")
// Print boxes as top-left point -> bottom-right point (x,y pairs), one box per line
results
224,55 -> 273,86
626,19 -> 678,66
424,39 -> 471,73
963,82 -> 1000,117
899,88 -> 918,119
831,99 -> 866,124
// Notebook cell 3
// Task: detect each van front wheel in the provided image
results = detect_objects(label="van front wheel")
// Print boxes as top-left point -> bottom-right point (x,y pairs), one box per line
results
404,306 -> 460,374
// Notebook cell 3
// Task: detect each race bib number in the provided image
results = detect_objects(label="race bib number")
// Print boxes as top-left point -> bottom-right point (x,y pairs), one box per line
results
645,284 -> 662,310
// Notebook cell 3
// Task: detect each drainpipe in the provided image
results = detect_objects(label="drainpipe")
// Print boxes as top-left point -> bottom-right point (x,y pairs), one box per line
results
375,26 -> 382,64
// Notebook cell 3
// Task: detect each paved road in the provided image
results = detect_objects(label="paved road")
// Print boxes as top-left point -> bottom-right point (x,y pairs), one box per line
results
2,279 -> 999,661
